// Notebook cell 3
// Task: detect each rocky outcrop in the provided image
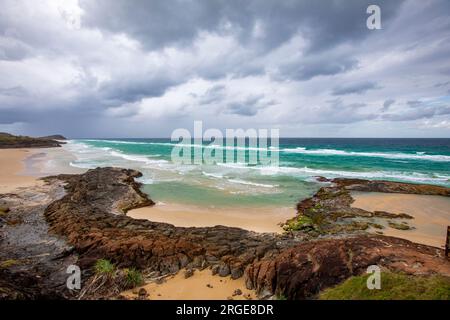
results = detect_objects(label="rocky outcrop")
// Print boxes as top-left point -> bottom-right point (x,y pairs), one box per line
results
245,235 -> 450,299
43,168 -> 295,280
0,132 -> 64,149
284,177 -> 450,238
42,168 -> 450,299
333,178 -> 450,196
0,180 -> 77,299
2,167 -> 449,300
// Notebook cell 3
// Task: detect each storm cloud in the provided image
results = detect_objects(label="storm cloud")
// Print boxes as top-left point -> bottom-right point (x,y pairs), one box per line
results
332,81 -> 381,96
0,0 -> 449,137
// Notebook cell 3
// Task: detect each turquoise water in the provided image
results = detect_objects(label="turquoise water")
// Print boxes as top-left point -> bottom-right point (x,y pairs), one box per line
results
65,138 -> 450,208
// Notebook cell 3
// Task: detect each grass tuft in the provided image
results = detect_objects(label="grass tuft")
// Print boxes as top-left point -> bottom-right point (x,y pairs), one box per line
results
94,259 -> 115,275
0,259 -> 19,269
124,268 -> 144,288
319,272 -> 450,300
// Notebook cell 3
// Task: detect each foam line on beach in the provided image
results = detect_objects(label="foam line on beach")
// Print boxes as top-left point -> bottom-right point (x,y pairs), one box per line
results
281,147 -> 450,162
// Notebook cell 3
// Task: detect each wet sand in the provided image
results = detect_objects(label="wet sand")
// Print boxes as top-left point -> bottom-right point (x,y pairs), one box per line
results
0,149 -> 44,193
0,147 -> 83,194
352,192 -> 450,249
122,269 -> 256,300
128,203 -> 296,233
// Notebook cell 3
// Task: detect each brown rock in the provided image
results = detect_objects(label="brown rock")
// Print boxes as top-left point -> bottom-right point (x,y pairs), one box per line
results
245,235 -> 450,300
138,288 -> 148,300
232,289 -> 242,296
184,269 -> 194,279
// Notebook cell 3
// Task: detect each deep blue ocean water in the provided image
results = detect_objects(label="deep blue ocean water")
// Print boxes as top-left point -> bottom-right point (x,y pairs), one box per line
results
65,138 -> 450,208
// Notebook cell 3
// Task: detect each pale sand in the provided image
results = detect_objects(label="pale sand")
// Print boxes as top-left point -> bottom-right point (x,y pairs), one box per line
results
122,269 -> 256,300
351,192 -> 450,249
0,149 -> 44,193
0,147 -> 84,194
128,203 -> 295,233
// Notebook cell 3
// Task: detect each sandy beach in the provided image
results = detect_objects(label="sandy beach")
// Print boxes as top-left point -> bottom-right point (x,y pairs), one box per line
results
0,147 -> 83,194
0,149 -> 44,193
352,192 -> 450,249
122,269 -> 256,300
128,203 -> 296,233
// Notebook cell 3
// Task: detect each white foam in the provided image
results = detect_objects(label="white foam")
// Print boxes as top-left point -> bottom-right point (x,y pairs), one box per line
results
281,147 -> 450,162
64,140 -> 450,187
79,139 -> 450,162
202,171 -> 224,179
255,165 -> 450,184
69,161 -> 96,169
108,150 -> 168,164
227,178 -> 278,188
136,177 -> 154,184
84,139 -> 150,145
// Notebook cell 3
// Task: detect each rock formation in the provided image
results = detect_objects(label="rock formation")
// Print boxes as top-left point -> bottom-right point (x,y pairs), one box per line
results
245,235 -> 449,299
1,167 -> 449,299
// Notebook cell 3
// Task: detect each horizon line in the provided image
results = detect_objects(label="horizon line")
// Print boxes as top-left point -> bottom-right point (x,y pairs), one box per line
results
68,136 -> 450,140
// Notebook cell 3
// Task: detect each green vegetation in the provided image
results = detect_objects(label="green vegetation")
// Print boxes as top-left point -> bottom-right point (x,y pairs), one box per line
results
310,213 -> 326,226
283,215 -> 315,231
94,259 -> 115,275
0,132 -> 61,148
0,259 -> 19,269
0,207 -> 9,216
92,259 -> 144,290
276,293 -> 287,300
368,222 -> 384,230
124,268 -> 144,287
349,221 -> 369,230
388,221 -> 412,230
319,272 -> 450,300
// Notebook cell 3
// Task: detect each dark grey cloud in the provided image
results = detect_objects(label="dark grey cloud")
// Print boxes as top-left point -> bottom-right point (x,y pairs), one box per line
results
99,77 -> 179,105
0,86 -> 28,97
381,101 -> 450,121
0,98 -> 104,125
223,95 -> 274,117
303,99 -> 376,124
381,99 -> 396,112
79,0 -> 404,54
278,55 -> 358,81
434,81 -> 450,88
332,81 -> 380,96
0,39 -> 30,61
407,100 -> 423,108
199,85 -> 226,105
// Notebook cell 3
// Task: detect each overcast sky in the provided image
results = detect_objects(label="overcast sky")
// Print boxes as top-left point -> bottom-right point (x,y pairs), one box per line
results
0,0 -> 449,138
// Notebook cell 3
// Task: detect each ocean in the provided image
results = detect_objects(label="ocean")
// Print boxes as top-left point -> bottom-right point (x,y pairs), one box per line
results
64,138 -> 450,208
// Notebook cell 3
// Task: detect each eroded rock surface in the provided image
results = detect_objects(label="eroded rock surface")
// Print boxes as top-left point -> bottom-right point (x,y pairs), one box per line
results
0,181 -> 76,299
245,235 -> 450,299
334,178 -> 450,196
43,168 -> 296,281
1,168 -> 449,300
284,177 -> 449,238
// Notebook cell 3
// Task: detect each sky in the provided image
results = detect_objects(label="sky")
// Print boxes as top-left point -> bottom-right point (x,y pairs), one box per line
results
0,0 -> 449,138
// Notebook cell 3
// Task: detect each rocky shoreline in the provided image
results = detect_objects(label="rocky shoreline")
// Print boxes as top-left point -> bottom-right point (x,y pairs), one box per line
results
0,167 -> 449,299
283,177 -> 449,238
